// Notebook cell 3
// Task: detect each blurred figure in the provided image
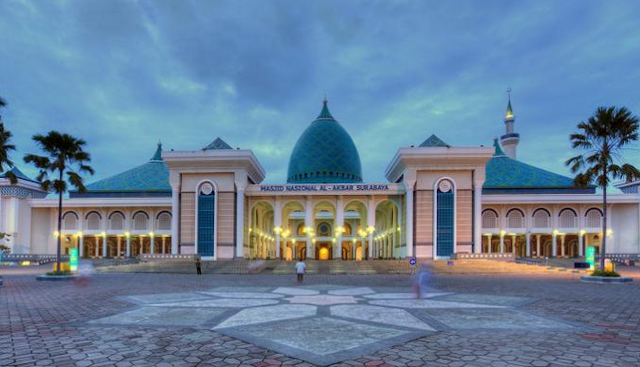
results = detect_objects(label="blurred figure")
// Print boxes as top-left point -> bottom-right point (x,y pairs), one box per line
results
74,260 -> 94,287
295,258 -> 306,283
195,257 -> 202,275
413,264 -> 431,299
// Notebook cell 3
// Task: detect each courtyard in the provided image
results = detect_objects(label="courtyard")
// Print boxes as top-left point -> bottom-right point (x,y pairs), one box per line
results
1,266 -> 640,367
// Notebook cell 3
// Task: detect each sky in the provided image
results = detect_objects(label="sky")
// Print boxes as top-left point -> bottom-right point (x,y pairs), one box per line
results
1,0 -> 640,184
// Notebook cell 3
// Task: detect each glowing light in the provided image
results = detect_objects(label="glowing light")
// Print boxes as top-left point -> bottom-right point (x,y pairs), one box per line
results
77,231 -> 83,237
553,230 -> 559,236
606,229 -> 613,236
125,231 -> 131,238
273,226 -> 282,234
367,226 -> 375,234
579,230 -> 586,235
499,230 -> 506,237
101,231 -> 106,237
53,231 -> 59,237
149,231 -> 155,237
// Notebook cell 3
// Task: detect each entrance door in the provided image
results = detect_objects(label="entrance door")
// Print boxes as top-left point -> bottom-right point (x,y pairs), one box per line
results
436,186 -> 454,257
316,243 -> 331,260
197,187 -> 215,257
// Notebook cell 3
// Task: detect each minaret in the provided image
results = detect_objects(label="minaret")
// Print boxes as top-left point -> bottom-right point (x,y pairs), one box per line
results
500,89 -> 520,159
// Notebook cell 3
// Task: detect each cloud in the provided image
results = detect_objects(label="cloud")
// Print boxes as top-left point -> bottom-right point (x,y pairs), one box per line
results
0,0 -> 639,185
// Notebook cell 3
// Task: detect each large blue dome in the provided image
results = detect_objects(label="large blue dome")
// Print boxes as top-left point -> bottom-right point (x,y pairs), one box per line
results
287,101 -> 363,183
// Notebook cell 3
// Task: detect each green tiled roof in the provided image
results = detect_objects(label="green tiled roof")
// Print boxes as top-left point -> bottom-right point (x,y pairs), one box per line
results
419,134 -> 449,147
79,143 -> 170,195
484,139 -> 583,190
287,101 -> 363,183
0,166 -> 38,184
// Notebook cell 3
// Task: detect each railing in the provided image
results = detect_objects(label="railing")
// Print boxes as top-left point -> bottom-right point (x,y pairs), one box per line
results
452,253 -> 515,260
139,254 -> 198,261
0,254 -> 69,264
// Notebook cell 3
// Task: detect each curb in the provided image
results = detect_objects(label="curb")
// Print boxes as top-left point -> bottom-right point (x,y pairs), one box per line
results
580,275 -> 633,284
36,275 -> 77,281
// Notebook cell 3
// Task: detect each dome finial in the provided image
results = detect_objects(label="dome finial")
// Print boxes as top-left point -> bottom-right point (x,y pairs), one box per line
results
317,96 -> 334,120
150,140 -> 163,161
505,87 -> 514,119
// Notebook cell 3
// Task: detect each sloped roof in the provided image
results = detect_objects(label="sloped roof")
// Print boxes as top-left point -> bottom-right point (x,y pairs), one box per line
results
203,137 -> 232,150
419,134 -> 449,147
73,143 -> 170,197
0,166 -> 38,183
484,139 -> 593,193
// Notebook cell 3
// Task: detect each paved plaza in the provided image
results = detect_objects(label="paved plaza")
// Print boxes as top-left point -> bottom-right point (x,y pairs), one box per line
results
1,266 -> 640,366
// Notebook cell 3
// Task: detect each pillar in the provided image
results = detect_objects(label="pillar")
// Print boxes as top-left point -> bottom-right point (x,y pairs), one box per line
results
126,235 -> 131,257
405,179 -> 415,258
79,235 -> 84,258
275,199 -> 282,259
102,235 -> 107,257
162,237 -> 166,254
305,196 -> 313,259
511,235 -> 516,255
499,234 -> 504,253
335,196 -> 344,259
487,234 -> 492,253
235,180 -> 246,258
536,234 -> 541,257
117,237 -> 122,258
150,235 -> 155,255
552,233 -> 557,257
94,236 -> 99,258
171,187 -> 180,255
560,235 -> 565,257
525,232 -> 531,257
473,181 -> 483,254
578,232 -> 584,257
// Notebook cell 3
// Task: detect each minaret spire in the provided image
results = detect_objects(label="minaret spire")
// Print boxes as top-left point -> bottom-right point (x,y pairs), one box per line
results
500,88 -> 520,159
316,96 -> 334,120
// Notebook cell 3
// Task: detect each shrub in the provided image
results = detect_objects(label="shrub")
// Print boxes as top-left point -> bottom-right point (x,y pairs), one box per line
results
591,270 -> 621,277
46,271 -> 73,276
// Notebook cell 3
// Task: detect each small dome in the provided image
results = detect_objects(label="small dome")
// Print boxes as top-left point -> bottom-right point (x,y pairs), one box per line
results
287,101 -> 362,183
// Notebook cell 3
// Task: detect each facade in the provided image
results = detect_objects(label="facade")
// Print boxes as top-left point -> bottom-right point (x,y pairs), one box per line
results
2,98 -> 640,260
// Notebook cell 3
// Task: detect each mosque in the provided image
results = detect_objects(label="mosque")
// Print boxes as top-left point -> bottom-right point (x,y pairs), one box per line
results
2,98 -> 640,261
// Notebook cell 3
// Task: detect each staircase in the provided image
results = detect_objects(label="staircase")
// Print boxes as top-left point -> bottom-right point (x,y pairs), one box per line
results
430,258 -> 584,275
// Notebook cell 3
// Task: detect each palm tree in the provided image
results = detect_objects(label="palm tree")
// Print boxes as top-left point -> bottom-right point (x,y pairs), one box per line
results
24,131 -> 94,271
566,106 -> 640,271
0,97 -> 17,184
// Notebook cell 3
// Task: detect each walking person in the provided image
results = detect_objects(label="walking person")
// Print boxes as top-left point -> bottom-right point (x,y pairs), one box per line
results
196,257 -> 202,275
295,258 -> 306,283
414,264 -> 431,299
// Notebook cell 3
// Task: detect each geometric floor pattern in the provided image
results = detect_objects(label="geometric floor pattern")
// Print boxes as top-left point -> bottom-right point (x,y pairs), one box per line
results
88,285 -> 580,366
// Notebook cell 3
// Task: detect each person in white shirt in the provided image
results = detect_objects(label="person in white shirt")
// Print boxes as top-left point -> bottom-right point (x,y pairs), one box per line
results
295,259 -> 306,283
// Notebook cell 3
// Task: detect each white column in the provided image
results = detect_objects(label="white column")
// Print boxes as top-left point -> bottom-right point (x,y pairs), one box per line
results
578,232 -> 584,257
117,237 -> 121,258
473,181 -> 483,254
536,234 -> 541,257
335,196 -> 344,259
150,235 -> 155,255
275,198 -> 282,259
367,196 -> 375,260
162,237 -> 166,254
79,236 -> 84,258
499,234 -> 504,253
487,234 -> 492,254
405,178 -> 416,258
94,236 -> 99,257
126,236 -> 131,257
171,187 -> 180,255
552,233 -> 557,257
305,196 -> 313,259
102,234 -> 107,257
235,179 -> 247,258
511,235 -> 516,255
525,232 -> 531,257
560,235 -> 565,257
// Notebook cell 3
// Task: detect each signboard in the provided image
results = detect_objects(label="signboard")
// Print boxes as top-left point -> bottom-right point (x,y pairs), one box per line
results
258,184 -> 391,193
409,257 -> 416,267
69,248 -> 78,272
585,246 -> 595,270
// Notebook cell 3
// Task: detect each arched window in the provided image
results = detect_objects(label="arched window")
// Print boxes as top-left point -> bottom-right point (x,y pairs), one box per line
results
482,210 -> 498,229
343,223 -> 352,236
109,212 -> 125,230
559,208 -> 577,228
62,212 -> 78,230
156,211 -> 172,230
317,222 -> 331,236
507,209 -> 525,228
533,209 -> 551,228
435,179 -> 455,257
297,223 -> 305,236
585,208 -> 603,228
133,211 -> 149,230
197,182 -> 215,256
86,212 -> 101,230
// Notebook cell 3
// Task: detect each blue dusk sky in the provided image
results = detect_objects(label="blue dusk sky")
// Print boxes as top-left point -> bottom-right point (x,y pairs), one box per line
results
1,0 -> 639,184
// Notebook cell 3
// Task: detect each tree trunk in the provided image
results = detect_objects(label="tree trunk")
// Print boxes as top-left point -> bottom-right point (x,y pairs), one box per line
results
56,168 -> 63,272
601,184 -> 607,271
